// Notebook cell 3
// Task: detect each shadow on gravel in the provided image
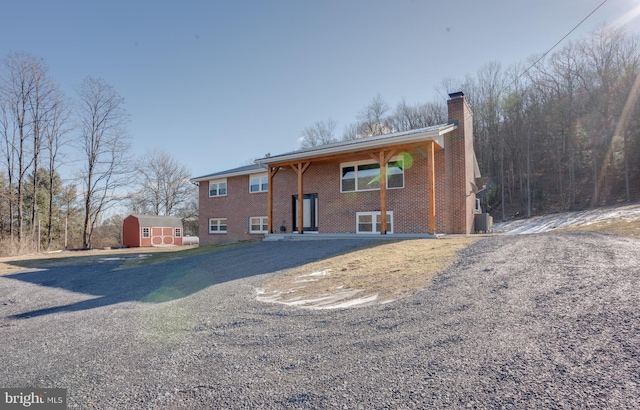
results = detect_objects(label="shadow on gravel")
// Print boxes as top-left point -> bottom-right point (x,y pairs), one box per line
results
3,240 -> 375,319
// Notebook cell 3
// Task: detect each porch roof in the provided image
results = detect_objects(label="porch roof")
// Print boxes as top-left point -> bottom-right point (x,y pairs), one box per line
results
255,122 -> 456,166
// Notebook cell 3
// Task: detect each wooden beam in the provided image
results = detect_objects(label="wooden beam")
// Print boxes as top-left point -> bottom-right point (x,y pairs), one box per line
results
368,149 -> 398,235
291,162 -> 311,234
369,149 -> 397,165
267,143 -> 432,170
267,166 -> 279,234
379,151 -> 388,235
383,149 -> 397,164
427,140 -> 436,235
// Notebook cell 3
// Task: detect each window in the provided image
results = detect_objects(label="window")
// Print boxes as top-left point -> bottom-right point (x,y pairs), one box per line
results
142,227 -> 150,238
209,218 -> 227,233
356,211 -> 393,234
249,216 -> 269,233
341,158 -> 404,192
175,228 -> 182,238
249,173 -> 268,193
209,179 -> 227,197
387,159 -> 404,189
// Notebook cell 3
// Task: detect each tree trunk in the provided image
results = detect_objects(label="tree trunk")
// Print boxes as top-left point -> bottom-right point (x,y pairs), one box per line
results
82,167 -> 93,249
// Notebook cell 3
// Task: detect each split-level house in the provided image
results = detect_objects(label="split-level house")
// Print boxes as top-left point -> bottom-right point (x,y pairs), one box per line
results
191,92 -> 480,245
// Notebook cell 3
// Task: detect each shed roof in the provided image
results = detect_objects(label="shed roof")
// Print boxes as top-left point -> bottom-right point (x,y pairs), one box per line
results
129,214 -> 183,228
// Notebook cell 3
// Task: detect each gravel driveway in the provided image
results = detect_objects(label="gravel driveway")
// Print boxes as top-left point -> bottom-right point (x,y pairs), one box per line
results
1,233 -> 638,409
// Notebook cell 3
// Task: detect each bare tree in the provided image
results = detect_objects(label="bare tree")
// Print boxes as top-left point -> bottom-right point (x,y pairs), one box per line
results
356,93 -> 393,136
389,98 -> 447,132
76,77 -> 131,248
177,185 -> 199,236
0,97 -> 15,239
26,58 -> 60,238
341,122 -> 361,141
0,52 -> 52,244
132,148 -> 193,216
299,118 -> 337,149
44,90 -> 72,248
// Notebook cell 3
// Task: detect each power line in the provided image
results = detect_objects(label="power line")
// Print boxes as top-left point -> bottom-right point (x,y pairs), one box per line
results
503,0 -> 608,93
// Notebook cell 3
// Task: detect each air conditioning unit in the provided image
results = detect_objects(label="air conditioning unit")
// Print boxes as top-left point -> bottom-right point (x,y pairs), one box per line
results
474,213 -> 493,233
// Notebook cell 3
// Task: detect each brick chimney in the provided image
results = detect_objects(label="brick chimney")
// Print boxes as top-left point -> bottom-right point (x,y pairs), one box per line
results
444,91 -> 477,234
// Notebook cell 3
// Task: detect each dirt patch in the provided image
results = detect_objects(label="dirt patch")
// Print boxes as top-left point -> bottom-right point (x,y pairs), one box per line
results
563,218 -> 640,238
496,202 -> 640,236
256,237 -> 477,309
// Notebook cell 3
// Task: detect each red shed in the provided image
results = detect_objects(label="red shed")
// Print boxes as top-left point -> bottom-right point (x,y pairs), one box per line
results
122,215 -> 184,247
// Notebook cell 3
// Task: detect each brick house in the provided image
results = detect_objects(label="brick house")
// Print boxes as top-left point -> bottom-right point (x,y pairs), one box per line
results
192,92 -> 480,245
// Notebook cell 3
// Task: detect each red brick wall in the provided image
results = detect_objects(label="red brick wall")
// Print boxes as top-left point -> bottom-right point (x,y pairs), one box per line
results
270,152 -> 435,234
446,94 -> 476,234
198,174 -> 268,245
435,149 -> 449,233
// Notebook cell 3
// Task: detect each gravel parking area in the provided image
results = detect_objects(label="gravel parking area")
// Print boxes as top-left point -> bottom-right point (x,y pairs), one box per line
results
1,233 -> 639,409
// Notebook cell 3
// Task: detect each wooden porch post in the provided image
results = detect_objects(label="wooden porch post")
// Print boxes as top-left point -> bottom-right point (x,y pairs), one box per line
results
291,162 -> 311,234
427,140 -> 436,235
371,150 -> 397,235
267,166 -> 279,234
379,151 -> 387,234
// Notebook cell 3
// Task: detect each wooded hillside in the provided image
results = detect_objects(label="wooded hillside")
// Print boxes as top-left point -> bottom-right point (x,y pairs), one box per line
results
300,27 -> 640,220
458,26 -> 640,219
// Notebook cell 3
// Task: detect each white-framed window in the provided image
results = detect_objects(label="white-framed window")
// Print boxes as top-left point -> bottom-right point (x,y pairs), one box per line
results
356,211 -> 393,234
209,218 -> 227,234
249,173 -> 268,193
249,216 -> 269,233
142,227 -> 150,238
175,228 -> 182,238
209,179 -> 227,197
341,158 -> 404,192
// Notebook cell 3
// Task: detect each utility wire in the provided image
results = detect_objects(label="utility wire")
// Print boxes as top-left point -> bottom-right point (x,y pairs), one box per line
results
502,0 -> 608,93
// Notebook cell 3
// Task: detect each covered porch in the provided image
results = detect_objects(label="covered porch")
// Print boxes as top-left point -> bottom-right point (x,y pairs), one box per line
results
256,123 -> 456,236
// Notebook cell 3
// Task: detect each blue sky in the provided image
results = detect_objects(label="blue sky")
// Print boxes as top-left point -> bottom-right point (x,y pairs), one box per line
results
2,0 -> 639,179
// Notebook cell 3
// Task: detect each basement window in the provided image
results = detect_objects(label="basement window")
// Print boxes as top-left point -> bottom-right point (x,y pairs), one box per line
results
356,211 -> 393,234
249,216 -> 269,233
209,218 -> 227,234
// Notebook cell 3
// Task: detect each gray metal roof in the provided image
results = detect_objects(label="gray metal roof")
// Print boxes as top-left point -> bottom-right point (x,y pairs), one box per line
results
129,214 -> 183,228
190,163 -> 266,182
191,122 -> 456,182
255,122 -> 455,165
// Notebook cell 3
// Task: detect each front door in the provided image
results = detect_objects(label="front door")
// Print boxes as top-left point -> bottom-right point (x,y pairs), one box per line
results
293,194 -> 318,232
